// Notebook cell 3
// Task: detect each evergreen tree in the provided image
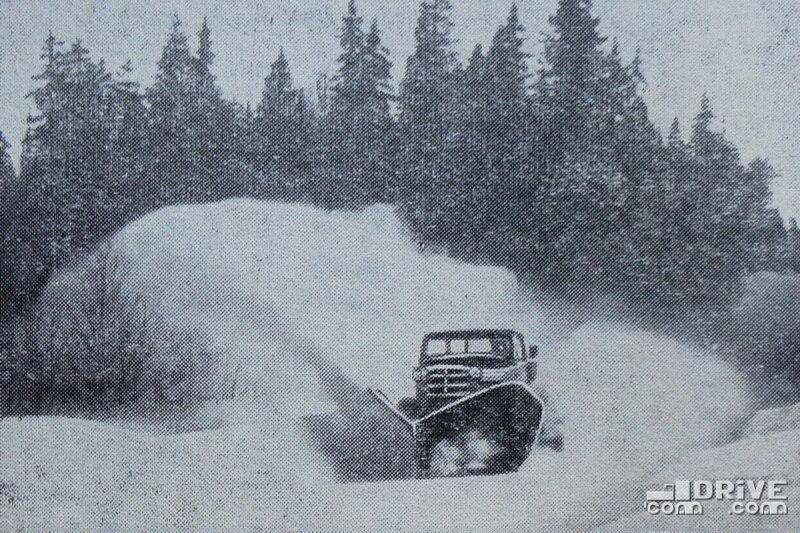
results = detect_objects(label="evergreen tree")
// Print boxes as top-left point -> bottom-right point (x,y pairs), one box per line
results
24,37 -> 113,255
691,93 -> 717,155
328,10 -> 392,157
739,158 -> 785,270
255,49 -> 308,168
439,5 -> 535,263
192,16 -> 222,103
145,14 -> 195,186
324,0 -> 365,195
145,16 -> 235,201
448,44 -> 489,171
258,49 -> 294,120
4,35 -> 122,325
0,132 -> 13,184
361,20 -> 393,128
655,95 -> 760,320
605,44 -> 660,177
325,2 -> 393,205
330,0 -> 364,112
104,61 -> 148,220
667,117 -> 682,147
484,4 -> 530,171
197,16 -> 214,74
424,45 -> 490,249
539,0 -> 607,152
689,94 -> 741,192
398,0 -> 457,170
359,19 -> 395,202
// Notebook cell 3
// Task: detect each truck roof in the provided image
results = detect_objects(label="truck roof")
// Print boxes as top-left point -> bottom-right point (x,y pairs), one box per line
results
422,329 -> 521,341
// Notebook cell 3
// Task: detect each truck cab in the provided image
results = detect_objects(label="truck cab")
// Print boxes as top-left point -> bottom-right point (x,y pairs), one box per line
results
412,329 -> 537,414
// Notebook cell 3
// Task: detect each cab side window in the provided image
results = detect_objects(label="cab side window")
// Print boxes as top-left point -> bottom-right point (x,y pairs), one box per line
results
513,336 -> 526,361
490,338 -> 512,358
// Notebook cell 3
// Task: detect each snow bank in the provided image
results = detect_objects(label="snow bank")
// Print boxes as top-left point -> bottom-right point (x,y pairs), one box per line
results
0,416 -> 332,532
744,401 -> 800,437
102,199 -> 527,414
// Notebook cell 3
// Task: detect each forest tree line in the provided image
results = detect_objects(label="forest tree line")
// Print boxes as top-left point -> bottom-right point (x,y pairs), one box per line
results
1,0 -> 800,412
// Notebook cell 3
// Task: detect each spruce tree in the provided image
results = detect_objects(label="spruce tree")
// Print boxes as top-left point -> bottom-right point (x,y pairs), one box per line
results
152,16 -> 193,95
539,0 -> 607,151
690,94 -> 740,179
24,36 -> 113,254
691,93 -> 724,160
739,158 -> 784,269
9,34 -> 122,323
330,0 -> 364,114
255,49 -> 306,167
146,15 -> 195,177
329,11 -> 392,156
192,17 -> 223,113
61,41 -> 115,248
427,45 -> 489,249
146,15 -> 232,201
326,0 -> 365,175
449,44 -> 488,168
398,0 -> 457,167
325,2 -> 393,205
605,44 -> 660,177
484,3 -> 530,171
0,132 -> 14,184
667,117 -> 682,147
105,61 -> 147,219
362,20 -> 393,129
258,49 -> 294,119
360,19 -> 394,202
197,16 -> 214,74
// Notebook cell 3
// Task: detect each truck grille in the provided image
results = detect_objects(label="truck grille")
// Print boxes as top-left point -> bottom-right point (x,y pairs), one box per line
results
427,367 -> 473,398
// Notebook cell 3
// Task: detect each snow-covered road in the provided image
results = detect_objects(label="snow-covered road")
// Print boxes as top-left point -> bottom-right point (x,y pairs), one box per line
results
2,407 -> 799,532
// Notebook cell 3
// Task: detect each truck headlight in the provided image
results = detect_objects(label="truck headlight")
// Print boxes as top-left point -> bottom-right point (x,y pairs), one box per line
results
469,367 -> 482,379
412,367 -> 428,381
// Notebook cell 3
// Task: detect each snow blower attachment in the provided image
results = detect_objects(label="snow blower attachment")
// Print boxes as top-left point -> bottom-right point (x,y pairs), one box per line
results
370,329 -> 543,478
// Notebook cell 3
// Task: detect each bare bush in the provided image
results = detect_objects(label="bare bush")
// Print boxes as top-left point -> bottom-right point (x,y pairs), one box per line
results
4,243 -> 218,418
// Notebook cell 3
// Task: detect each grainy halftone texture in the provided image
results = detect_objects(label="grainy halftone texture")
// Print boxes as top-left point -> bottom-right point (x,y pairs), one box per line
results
2,0 -> 800,531
4,200 -> 797,531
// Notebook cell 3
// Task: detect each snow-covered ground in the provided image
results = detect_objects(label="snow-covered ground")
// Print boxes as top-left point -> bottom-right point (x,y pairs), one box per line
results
3,199 -> 797,531
0,416 -> 333,532
2,406 -> 799,532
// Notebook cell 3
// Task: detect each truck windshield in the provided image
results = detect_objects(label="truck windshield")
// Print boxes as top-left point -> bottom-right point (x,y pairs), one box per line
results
422,336 -> 513,367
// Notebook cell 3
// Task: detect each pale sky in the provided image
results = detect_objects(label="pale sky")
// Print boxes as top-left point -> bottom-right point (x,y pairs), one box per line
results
2,0 -> 800,219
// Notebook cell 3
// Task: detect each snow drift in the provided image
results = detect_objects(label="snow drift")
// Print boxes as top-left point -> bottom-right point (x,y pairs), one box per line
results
12,198 -> 768,530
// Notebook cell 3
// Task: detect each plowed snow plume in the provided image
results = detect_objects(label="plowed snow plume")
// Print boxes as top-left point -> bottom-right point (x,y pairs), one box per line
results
8,199 -> 762,531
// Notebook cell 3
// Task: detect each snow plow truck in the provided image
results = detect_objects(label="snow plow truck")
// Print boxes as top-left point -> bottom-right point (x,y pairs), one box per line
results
370,329 -> 543,478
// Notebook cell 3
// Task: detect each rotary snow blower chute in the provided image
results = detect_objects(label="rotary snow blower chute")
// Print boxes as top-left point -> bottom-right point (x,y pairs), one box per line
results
370,329 -> 543,478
